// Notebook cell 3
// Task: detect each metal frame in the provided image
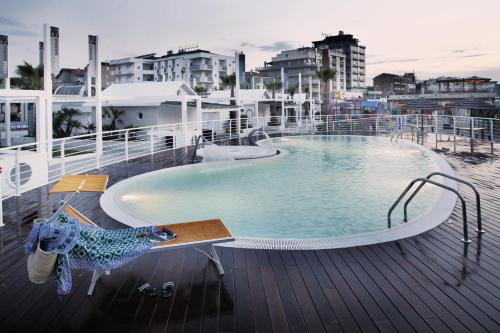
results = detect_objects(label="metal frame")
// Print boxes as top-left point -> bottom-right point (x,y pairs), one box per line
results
403,172 -> 484,233
388,177 -> 472,243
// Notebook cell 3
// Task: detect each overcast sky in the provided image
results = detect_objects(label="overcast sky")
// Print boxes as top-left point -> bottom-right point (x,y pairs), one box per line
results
1,0 -> 500,84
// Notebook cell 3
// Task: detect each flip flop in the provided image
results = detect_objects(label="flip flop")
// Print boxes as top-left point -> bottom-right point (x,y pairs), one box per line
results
138,282 -> 157,296
161,281 -> 175,298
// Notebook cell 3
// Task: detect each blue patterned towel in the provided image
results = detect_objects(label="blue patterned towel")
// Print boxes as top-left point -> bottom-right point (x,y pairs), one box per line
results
26,207 -> 156,294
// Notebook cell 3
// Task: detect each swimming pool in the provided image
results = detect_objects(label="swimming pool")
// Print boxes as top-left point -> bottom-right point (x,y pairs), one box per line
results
100,136 -> 457,249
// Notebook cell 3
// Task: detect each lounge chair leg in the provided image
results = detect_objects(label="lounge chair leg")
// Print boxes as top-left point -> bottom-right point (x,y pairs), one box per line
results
194,246 -> 225,276
88,270 -> 106,296
209,245 -> 224,276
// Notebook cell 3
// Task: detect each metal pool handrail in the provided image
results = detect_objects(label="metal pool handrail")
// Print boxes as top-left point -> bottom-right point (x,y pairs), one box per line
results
387,177 -> 471,243
403,172 -> 484,233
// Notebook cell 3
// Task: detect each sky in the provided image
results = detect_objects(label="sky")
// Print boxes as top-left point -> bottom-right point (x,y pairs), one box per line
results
1,0 -> 500,84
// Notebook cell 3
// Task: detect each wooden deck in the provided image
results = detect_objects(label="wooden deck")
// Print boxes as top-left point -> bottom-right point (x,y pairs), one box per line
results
0,144 -> 499,332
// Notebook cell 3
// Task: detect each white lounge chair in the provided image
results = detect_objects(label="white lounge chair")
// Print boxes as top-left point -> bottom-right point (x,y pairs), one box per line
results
62,205 -> 234,295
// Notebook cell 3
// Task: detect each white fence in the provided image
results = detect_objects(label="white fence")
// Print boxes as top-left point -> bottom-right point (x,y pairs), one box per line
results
0,114 -> 498,226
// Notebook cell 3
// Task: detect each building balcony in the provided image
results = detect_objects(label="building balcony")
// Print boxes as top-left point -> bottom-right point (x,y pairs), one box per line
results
191,64 -> 213,71
194,76 -> 213,83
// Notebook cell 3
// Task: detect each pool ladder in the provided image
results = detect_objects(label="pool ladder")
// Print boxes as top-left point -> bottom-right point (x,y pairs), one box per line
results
387,172 -> 484,243
191,135 -> 210,164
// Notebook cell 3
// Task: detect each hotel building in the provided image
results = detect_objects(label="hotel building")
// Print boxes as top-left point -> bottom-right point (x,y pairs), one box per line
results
313,31 -> 366,91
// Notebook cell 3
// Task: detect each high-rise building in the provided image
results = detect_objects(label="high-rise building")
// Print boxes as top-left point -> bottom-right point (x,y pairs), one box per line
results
237,52 -> 246,88
50,26 -> 60,76
257,46 -> 346,100
110,47 -> 237,91
39,41 -> 44,66
0,35 -> 7,80
313,31 -> 366,91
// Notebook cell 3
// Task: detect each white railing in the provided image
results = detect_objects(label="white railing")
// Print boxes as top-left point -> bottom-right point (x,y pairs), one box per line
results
0,114 -> 498,226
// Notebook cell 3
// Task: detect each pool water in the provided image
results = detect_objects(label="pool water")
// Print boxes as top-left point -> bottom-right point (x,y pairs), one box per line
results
112,136 -> 441,239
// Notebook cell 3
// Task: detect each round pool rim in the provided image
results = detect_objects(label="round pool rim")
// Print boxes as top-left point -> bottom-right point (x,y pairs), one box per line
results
100,135 -> 457,250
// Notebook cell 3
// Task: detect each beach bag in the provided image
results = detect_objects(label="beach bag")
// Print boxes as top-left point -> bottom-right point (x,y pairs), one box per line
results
27,242 -> 57,284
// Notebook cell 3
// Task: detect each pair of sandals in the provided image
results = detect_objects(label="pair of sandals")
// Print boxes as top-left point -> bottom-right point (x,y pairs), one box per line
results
138,281 -> 175,298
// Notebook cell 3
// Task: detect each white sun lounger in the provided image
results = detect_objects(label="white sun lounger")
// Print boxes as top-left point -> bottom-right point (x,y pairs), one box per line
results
62,205 -> 234,295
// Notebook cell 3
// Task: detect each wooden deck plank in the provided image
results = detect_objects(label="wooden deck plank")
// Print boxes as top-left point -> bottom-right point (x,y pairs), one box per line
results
0,144 -> 499,333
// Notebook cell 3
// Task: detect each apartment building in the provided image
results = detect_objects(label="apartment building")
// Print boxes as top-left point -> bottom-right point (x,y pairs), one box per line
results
0,35 -> 7,80
373,72 -> 416,96
109,48 -> 239,91
313,31 -> 366,91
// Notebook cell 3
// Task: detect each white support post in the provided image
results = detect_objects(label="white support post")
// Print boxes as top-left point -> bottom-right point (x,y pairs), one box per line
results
149,129 -> 154,155
376,117 -> 379,135
86,65 -> 92,98
434,113 -> 438,150
124,129 -> 129,161
43,24 -> 53,156
453,116 -> 457,153
281,68 -> 285,131
35,96 -> 46,152
5,99 -> 11,146
211,122 -> 214,142
173,128 -> 177,149
471,117 -> 475,154
309,77 -> 313,124
15,148 -> 21,196
181,94 -> 188,146
195,97 -> 202,135
60,139 -> 66,176
298,73 -> 302,127
235,52 -> 241,137
490,119 -> 494,154
95,35 -> 103,157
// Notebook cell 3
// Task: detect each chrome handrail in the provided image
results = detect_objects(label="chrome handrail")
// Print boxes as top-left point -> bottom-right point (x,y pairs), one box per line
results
387,177 -> 471,243
403,172 -> 484,233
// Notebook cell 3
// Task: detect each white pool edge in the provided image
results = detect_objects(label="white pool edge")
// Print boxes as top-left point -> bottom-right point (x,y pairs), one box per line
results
100,135 -> 457,250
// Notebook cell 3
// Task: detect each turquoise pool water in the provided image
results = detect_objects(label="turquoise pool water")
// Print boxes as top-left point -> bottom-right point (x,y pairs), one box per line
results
114,136 -> 441,239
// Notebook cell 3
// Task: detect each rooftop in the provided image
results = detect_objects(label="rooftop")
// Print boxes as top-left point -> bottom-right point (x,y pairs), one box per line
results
0,132 -> 499,332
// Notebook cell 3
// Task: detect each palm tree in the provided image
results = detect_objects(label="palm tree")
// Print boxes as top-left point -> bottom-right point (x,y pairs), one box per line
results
194,86 -> 207,96
220,73 -> 236,105
103,106 -> 125,130
315,68 -> 336,115
53,107 -> 83,138
264,81 -> 283,123
15,61 -> 44,90
287,84 -> 298,100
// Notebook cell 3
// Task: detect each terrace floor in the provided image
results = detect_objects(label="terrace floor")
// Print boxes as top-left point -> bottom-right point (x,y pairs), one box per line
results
0,136 -> 499,332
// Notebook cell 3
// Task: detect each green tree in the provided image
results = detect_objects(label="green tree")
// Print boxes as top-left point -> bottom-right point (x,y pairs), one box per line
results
194,86 -> 207,96
264,80 -> 283,122
315,68 -> 336,115
15,61 -> 44,90
53,107 -> 82,138
220,73 -> 237,105
103,106 -> 125,131
287,84 -> 298,99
